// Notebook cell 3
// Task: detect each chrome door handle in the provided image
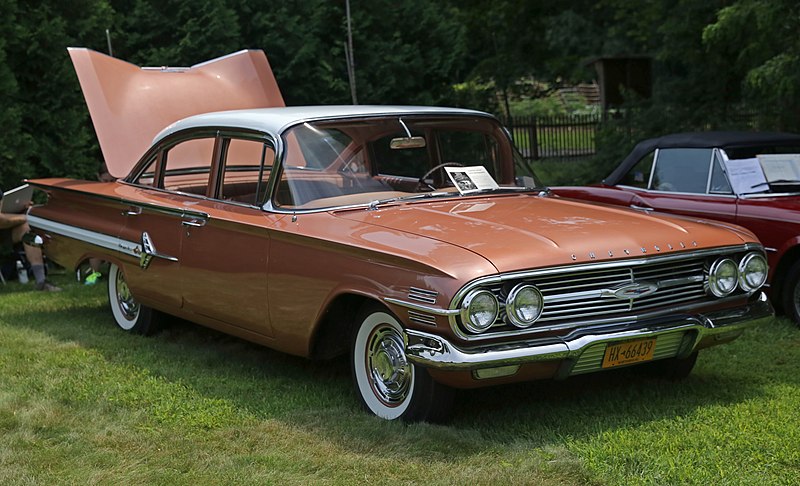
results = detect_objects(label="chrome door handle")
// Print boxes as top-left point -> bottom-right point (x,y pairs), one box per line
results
123,206 -> 142,216
630,204 -> 654,212
181,219 -> 207,227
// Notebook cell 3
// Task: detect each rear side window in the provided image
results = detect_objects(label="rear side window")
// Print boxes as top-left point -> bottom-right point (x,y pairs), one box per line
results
219,138 -> 274,206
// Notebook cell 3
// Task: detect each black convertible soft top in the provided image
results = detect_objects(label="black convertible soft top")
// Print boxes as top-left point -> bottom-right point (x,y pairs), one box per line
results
604,131 -> 800,185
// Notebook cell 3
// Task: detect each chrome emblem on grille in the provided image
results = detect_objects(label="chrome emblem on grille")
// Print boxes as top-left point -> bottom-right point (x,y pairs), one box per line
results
611,282 -> 658,300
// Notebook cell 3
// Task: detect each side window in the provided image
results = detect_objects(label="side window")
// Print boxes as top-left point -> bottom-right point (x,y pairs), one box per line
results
220,138 -> 275,206
134,155 -> 157,187
162,137 -> 216,195
651,148 -> 713,193
620,151 -> 654,189
709,150 -> 733,194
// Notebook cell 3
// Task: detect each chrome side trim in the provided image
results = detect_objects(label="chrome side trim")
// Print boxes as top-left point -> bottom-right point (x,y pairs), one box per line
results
28,215 -> 141,258
28,180 -> 210,220
384,297 -> 460,316
616,184 -> 738,199
139,231 -> 178,269
405,292 -> 772,371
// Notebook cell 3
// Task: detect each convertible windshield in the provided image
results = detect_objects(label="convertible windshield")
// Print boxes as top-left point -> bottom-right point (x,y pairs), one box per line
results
273,115 -> 538,210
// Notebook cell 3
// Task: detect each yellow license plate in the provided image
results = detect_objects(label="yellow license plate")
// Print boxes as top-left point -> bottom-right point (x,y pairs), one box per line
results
602,338 -> 657,368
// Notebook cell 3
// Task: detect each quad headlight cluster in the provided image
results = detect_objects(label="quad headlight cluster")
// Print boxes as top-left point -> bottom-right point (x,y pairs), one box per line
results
460,283 -> 544,334
708,251 -> 767,297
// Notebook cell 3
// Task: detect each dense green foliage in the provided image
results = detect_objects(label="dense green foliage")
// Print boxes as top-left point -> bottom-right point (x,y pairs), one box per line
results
1,0 -> 799,190
1,276 -> 798,484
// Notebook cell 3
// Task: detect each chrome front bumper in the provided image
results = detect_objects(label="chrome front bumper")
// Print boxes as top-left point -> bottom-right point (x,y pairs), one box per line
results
404,292 -> 773,373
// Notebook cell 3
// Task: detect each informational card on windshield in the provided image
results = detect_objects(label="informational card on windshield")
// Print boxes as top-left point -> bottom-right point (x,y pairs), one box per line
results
445,166 -> 499,194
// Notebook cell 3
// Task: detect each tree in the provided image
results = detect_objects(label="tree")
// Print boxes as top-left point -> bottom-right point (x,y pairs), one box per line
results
704,0 -> 800,129
0,0 -> 25,190
454,0 -> 553,118
3,0 -> 114,188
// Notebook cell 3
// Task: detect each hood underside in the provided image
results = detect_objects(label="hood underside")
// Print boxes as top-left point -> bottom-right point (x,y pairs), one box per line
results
69,48 -> 285,178
333,194 -> 753,273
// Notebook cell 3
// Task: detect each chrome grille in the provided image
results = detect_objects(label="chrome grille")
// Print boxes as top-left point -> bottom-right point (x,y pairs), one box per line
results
451,244 -> 764,340
533,258 -> 707,324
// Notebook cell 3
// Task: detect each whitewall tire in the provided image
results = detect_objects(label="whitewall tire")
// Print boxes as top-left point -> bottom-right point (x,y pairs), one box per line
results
351,304 -> 453,422
108,263 -> 158,335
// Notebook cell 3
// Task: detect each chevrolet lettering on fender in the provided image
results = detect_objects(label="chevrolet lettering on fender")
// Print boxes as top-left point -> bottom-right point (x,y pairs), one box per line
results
26,49 -> 773,422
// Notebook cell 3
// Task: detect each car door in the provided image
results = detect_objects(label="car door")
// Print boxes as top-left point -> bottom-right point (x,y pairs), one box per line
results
177,134 -> 281,336
617,147 -> 739,224
115,138 -> 216,311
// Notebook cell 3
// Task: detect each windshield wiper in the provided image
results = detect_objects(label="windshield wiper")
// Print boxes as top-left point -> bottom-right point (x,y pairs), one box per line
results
750,179 -> 800,188
367,191 -> 457,210
471,186 -> 550,195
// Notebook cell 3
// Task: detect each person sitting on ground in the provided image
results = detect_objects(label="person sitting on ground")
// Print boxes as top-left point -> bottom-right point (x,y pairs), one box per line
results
0,189 -> 61,291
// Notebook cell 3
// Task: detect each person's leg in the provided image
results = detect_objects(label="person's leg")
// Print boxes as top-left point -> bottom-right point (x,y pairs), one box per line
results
11,222 -> 59,291
84,257 -> 103,285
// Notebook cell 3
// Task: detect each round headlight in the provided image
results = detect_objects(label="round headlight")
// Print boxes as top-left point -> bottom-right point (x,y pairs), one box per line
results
739,252 -> 768,292
708,258 -> 738,297
460,289 -> 499,334
506,284 -> 544,328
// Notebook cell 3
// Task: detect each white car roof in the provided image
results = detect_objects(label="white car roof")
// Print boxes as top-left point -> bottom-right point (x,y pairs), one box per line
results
154,105 -> 491,143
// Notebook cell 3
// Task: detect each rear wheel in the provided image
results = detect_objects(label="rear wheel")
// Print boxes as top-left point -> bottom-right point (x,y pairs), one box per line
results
781,260 -> 800,326
351,304 -> 454,422
108,263 -> 159,335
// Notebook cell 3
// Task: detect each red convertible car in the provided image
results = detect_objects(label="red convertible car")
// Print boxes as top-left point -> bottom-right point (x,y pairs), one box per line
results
25,50 -> 773,421
554,131 -> 800,324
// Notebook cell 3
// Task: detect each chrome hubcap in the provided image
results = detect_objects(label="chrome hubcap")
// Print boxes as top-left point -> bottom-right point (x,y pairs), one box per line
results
115,270 -> 139,321
367,325 -> 411,406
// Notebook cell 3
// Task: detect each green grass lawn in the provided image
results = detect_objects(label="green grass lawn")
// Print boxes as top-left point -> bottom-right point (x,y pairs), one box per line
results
1,275 -> 798,485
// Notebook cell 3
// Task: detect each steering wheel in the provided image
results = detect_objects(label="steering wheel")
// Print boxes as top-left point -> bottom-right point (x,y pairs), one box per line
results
415,162 -> 464,191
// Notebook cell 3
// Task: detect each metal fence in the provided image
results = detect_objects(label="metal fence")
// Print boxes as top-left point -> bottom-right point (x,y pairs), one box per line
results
501,114 -> 602,162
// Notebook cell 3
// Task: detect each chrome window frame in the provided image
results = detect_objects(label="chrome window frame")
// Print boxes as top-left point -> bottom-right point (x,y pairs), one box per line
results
124,127 -> 278,210
617,147 -> 738,199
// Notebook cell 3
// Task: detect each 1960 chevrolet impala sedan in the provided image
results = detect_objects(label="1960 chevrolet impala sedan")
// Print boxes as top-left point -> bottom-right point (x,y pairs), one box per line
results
26,49 -> 773,421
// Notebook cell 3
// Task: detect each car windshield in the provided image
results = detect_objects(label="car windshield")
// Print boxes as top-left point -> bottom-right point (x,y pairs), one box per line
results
723,146 -> 800,195
273,115 -> 539,210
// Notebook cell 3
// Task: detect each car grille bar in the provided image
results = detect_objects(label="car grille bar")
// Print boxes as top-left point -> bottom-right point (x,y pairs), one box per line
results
494,257 -> 708,328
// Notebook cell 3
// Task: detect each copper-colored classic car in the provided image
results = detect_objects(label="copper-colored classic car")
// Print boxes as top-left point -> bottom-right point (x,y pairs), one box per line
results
553,131 -> 800,325
27,49 -> 773,421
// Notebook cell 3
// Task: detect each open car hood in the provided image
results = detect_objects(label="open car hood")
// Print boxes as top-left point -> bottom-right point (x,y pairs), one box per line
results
69,48 -> 285,178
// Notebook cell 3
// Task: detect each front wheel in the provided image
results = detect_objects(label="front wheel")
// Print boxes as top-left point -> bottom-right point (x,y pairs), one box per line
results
351,304 -> 454,422
108,263 -> 159,335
